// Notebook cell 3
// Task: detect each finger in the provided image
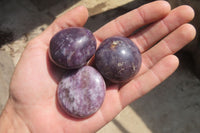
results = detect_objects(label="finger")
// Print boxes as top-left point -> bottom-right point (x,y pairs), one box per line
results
94,1 -> 171,43
138,23 -> 196,76
34,6 -> 89,45
131,5 -> 195,53
119,55 -> 179,108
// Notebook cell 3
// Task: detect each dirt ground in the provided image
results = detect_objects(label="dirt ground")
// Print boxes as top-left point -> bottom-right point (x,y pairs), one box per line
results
0,0 -> 200,132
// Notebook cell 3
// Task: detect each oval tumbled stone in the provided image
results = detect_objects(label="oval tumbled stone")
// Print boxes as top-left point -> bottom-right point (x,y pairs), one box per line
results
57,66 -> 106,118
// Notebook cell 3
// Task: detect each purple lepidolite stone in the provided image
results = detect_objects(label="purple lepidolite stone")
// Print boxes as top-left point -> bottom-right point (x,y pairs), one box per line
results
57,66 -> 106,118
49,27 -> 96,69
95,36 -> 142,83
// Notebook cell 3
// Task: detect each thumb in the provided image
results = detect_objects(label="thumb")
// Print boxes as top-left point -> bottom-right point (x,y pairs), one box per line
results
38,6 -> 89,45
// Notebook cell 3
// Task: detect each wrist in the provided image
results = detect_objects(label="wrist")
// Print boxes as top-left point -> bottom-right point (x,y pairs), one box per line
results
0,99 -> 30,133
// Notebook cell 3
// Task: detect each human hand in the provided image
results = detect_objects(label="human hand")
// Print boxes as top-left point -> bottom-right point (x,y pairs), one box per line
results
0,1 -> 196,133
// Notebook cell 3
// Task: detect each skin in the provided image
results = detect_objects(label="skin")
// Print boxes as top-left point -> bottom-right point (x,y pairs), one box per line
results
0,1 -> 196,133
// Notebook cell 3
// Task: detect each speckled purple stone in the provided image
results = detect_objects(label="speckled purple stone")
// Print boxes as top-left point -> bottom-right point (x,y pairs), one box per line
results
57,66 -> 106,118
95,36 -> 142,83
49,27 -> 96,69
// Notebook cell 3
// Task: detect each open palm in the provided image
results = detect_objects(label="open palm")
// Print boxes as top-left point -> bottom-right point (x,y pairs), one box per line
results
7,1 -> 195,133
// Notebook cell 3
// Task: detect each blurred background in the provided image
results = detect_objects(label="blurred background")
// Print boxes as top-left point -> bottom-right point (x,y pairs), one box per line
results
0,0 -> 199,132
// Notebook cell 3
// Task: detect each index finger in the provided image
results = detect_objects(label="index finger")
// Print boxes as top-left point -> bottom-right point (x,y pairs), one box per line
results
94,1 -> 171,43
